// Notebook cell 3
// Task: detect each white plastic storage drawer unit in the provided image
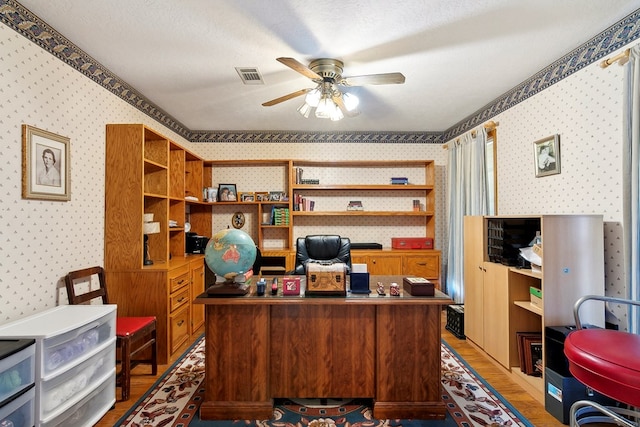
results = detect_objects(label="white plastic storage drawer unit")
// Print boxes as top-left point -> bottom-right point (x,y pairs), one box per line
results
0,339 -> 35,406
0,385 -> 35,427
0,305 -> 116,427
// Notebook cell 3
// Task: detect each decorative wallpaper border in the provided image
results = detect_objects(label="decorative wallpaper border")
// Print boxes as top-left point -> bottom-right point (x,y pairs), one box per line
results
1,0 -> 638,143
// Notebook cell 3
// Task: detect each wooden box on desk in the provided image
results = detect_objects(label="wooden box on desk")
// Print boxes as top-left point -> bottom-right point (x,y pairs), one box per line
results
402,277 -> 435,296
305,262 -> 347,296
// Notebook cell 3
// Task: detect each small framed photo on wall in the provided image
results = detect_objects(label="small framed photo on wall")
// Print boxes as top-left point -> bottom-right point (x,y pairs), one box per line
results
22,124 -> 71,201
534,134 -> 560,177
217,184 -> 237,201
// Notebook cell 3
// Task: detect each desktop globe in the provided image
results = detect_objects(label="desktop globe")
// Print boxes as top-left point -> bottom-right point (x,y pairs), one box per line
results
204,228 -> 257,295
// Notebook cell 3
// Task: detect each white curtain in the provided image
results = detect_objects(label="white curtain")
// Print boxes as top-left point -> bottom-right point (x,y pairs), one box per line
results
623,45 -> 640,333
445,127 -> 489,303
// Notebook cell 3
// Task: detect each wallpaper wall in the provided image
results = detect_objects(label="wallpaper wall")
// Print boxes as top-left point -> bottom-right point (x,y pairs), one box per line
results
0,24 -> 191,322
0,16 -> 634,328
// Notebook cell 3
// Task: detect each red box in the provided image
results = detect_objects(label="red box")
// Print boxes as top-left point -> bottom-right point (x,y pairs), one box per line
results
391,237 -> 433,249
282,276 -> 301,295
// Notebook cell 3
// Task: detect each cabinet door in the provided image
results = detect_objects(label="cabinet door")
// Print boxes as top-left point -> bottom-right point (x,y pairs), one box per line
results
463,216 -> 485,345
482,262 -> 510,368
190,260 -> 205,333
368,255 -> 402,275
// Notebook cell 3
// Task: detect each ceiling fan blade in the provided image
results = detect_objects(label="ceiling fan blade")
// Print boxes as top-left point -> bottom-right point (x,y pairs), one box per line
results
277,57 -> 323,80
262,88 -> 311,106
340,72 -> 406,86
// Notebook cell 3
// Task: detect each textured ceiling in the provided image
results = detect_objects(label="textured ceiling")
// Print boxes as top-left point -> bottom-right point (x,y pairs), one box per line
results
5,0 -> 640,137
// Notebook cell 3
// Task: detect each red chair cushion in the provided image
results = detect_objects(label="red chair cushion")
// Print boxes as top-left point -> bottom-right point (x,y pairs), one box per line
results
116,316 -> 156,337
564,329 -> 640,407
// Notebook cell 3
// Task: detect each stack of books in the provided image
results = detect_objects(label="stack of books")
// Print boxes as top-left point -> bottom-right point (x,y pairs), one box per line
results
391,177 -> 409,185
271,207 -> 290,225
300,178 -> 320,184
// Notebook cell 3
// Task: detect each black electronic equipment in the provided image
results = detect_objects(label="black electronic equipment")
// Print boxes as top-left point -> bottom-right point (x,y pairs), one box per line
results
186,232 -> 209,254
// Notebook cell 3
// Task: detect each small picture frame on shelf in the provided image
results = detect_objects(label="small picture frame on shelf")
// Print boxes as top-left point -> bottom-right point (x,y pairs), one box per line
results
269,191 -> 284,201
534,134 -> 560,177
217,184 -> 237,201
255,192 -> 269,202
240,192 -> 255,202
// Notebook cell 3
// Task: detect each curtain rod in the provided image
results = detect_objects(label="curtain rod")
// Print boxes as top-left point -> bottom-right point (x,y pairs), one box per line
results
600,49 -> 630,68
443,121 -> 499,149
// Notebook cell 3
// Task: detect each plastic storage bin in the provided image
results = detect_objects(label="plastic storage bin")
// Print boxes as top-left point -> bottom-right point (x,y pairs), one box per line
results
0,340 -> 35,405
42,309 -> 115,376
40,338 -> 115,418
41,373 -> 115,427
0,386 -> 35,427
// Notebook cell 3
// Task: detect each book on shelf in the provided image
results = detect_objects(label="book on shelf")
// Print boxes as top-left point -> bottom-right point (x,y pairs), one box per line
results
347,200 -> 363,211
390,177 -> 409,185
300,178 -> 320,185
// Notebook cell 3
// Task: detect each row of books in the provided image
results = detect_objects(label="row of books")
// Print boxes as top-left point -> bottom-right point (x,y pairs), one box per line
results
293,194 -> 315,211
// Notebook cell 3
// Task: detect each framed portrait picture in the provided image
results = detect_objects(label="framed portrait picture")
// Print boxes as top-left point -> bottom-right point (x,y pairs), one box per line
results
22,124 -> 70,201
269,191 -> 283,201
534,134 -> 560,177
240,192 -> 255,202
217,184 -> 237,201
255,192 -> 269,202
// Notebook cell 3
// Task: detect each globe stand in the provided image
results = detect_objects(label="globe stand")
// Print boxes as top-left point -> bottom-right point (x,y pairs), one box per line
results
206,279 -> 250,296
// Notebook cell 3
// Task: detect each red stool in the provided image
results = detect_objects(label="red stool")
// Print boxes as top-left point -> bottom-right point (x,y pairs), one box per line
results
564,295 -> 640,426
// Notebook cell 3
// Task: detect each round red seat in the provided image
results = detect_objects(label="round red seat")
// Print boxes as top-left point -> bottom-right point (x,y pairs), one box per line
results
564,328 -> 640,407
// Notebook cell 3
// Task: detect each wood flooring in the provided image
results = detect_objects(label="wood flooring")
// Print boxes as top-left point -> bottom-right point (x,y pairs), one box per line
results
94,311 -> 566,427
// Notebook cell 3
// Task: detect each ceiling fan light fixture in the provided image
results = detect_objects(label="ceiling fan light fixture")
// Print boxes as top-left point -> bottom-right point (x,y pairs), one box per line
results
342,92 -> 359,112
297,102 -> 313,118
305,87 -> 322,107
330,106 -> 344,121
315,97 -> 334,119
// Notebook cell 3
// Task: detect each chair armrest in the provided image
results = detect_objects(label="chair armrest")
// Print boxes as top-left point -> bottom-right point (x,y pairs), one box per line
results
573,294 -> 640,329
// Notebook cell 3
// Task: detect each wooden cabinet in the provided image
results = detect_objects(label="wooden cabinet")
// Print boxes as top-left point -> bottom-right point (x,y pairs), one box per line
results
105,124 -> 210,363
352,249 -> 440,288
463,214 -> 605,404
462,216 -> 484,346
190,258 -> 205,333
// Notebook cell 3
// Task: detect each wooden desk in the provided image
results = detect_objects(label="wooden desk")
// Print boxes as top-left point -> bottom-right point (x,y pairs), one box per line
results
194,275 -> 452,420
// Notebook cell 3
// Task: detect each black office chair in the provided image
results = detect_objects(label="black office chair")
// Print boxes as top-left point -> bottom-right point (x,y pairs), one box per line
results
293,235 -> 352,275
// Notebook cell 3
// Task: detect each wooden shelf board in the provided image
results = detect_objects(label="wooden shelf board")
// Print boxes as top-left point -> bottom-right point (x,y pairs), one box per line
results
293,184 -> 432,190
514,300 -> 543,316
292,211 -> 432,216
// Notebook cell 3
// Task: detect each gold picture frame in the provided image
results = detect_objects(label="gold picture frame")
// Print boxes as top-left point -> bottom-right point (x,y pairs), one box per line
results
534,134 -> 560,177
22,124 -> 70,201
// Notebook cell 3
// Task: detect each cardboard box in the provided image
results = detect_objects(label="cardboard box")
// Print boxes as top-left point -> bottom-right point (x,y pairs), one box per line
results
391,237 -> 433,249
402,276 -> 435,296
530,286 -> 542,308
306,262 -> 347,296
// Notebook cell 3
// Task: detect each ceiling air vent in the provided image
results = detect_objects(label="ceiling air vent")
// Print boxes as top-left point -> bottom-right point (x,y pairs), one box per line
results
235,67 -> 264,85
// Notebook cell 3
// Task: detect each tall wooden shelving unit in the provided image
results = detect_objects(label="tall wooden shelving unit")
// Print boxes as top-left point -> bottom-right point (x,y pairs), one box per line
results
104,124 -> 209,364
105,125 -> 443,361
463,214 -> 605,404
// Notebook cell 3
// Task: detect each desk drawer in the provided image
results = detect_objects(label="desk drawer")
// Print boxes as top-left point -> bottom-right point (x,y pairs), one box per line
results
170,287 -> 190,313
169,306 -> 190,355
403,254 -> 440,279
169,268 -> 190,293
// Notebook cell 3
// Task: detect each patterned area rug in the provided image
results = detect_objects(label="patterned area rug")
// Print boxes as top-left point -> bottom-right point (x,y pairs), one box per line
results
115,337 -> 532,426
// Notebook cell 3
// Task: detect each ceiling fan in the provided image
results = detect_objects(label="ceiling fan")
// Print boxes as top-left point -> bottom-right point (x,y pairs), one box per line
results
262,57 -> 405,121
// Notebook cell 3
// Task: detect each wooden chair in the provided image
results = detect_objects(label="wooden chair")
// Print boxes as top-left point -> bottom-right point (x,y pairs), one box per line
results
564,295 -> 640,426
65,266 -> 157,401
